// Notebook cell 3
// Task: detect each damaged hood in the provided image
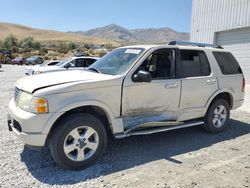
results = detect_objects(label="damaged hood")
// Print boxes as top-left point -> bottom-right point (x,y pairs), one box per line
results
16,70 -> 114,93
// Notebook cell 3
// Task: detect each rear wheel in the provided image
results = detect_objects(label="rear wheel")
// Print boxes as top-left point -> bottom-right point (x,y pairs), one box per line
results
49,113 -> 108,170
203,99 -> 230,133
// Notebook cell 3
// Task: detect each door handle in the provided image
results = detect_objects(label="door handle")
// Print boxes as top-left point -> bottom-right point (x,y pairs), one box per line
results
206,79 -> 217,84
165,83 -> 178,89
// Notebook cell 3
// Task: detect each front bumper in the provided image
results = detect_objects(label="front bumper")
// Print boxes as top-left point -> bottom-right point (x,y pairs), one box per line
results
8,98 -> 49,147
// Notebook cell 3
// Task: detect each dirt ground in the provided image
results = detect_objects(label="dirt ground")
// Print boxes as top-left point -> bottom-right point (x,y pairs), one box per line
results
0,65 -> 249,188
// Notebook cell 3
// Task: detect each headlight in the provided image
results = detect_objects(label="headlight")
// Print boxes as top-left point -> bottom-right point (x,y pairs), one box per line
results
17,92 -> 32,111
34,70 -> 43,75
17,91 -> 48,113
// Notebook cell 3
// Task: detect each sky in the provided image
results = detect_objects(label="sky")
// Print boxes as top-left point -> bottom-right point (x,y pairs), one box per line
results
0,0 -> 192,32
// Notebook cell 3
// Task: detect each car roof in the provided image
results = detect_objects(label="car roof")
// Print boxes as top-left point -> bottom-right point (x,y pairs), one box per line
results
120,44 -> 229,52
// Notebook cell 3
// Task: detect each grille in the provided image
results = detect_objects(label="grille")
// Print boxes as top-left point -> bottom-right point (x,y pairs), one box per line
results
14,87 -> 21,102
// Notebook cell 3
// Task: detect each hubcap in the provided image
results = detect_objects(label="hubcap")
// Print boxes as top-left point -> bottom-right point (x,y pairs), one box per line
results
63,126 -> 99,162
212,105 -> 227,128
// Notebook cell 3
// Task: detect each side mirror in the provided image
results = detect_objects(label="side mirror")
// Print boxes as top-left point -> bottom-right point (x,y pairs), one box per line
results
132,70 -> 152,82
64,63 -> 71,69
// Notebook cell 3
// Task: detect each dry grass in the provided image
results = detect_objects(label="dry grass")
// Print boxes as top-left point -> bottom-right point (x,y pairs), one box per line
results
0,22 -> 119,45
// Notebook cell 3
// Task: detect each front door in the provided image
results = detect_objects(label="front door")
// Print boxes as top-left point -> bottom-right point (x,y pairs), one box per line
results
122,48 -> 181,129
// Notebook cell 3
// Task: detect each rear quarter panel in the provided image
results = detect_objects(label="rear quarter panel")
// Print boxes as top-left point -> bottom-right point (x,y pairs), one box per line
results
207,50 -> 245,108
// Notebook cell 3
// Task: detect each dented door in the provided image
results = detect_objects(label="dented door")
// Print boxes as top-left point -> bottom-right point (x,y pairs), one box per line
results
122,79 -> 181,128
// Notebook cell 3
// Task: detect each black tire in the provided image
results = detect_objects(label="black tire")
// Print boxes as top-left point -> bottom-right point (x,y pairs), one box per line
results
203,99 -> 230,133
49,113 -> 108,170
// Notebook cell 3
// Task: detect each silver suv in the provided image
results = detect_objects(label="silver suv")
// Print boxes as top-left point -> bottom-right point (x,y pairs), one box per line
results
7,41 -> 245,170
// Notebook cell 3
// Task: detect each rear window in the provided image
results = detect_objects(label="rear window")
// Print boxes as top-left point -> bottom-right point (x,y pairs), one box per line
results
179,50 -> 211,77
213,52 -> 242,75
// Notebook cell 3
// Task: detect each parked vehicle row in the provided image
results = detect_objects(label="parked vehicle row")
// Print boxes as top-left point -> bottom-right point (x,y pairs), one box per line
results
25,56 -> 99,75
7,41 -> 245,170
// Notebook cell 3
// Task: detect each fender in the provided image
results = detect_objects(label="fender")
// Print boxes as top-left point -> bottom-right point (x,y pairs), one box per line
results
41,100 -> 124,135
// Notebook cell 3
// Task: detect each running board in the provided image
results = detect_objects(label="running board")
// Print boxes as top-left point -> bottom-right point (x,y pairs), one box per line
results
124,121 -> 183,133
115,120 -> 204,138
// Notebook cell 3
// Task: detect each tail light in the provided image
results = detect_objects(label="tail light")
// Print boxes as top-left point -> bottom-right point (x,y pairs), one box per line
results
242,78 -> 246,92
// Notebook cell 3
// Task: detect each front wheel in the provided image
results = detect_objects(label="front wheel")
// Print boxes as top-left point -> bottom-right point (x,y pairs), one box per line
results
203,99 -> 230,133
49,113 -> 108,170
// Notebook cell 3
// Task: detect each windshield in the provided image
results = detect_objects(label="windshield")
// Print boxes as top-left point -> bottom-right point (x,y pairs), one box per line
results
56,58 -> 73,66
88,48 -> 144,75
29,56 -> 37,60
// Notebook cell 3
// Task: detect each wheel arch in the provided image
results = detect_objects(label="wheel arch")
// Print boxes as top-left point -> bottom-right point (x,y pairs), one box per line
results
42,100 -> 122,141
206,90 -> 233,110
49,105 -> 113,137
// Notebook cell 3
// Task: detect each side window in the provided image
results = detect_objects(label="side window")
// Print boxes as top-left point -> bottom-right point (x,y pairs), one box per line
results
75,58 -> 85,67
85,59 -> 96,67
213,52 -> 242,75
138,49 -> 173,79
180,50 -> 210,77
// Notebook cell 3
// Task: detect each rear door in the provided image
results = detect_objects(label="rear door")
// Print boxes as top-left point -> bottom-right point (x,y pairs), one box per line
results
177,50 -> 218,121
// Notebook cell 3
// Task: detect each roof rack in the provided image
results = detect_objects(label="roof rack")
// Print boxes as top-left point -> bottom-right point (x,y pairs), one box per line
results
168,41 -> 223,49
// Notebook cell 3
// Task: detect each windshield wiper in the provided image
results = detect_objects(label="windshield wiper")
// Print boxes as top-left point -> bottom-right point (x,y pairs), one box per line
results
88,67 -> 101,73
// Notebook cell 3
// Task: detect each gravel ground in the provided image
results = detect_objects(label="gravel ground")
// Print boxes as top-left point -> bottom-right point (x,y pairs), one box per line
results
0,64 -> 250,188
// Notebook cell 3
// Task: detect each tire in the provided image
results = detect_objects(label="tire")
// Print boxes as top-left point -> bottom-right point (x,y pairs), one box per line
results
49,113 -> 108,170
203,99 -> 230,133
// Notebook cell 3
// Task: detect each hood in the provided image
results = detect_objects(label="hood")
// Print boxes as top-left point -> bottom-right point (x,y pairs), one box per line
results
16,70 -> 114,93
32,65 -> 61,72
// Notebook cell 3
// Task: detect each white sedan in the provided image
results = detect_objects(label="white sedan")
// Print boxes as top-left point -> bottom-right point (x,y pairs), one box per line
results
25,56 -> 100,75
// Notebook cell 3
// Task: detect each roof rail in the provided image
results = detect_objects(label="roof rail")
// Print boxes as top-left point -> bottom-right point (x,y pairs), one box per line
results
168,41 -> 223,49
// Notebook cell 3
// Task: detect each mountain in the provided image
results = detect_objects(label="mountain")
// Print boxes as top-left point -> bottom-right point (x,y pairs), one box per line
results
70,24 -> 189,44
0,23 -> 118,45
131,27 -> 189,44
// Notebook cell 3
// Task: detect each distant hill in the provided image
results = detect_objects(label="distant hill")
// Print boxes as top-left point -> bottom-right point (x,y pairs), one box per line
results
0,23 -> 118,45
70,24 -> 189,44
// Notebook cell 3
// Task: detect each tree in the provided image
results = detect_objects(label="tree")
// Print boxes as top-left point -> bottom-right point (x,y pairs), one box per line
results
20,37 -> 42,51
0,40 -> 3,50
57,42 -> 69,54
20,37 -> 34,50
33,41 -> 41,50
67,42 -> 77,50
3,34 -> 18,51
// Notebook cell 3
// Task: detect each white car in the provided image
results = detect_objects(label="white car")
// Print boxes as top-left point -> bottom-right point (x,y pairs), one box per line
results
8,41 -> 245,170
25,56 -> 99,75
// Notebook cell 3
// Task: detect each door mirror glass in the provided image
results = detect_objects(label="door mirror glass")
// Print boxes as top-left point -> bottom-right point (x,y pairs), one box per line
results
132,70 -> 152,82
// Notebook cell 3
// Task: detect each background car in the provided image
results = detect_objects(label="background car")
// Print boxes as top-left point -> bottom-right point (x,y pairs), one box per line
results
11,57 -> 26,65
0,50 -> 13,64
74,51 -> 85,57
25,56 -> 99,75
25,56 -> 43,65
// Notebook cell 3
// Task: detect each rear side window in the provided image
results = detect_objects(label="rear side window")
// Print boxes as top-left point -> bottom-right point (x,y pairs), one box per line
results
213,52 -> 242,75
180,50 -> 211,77
85,59 -> 96,67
